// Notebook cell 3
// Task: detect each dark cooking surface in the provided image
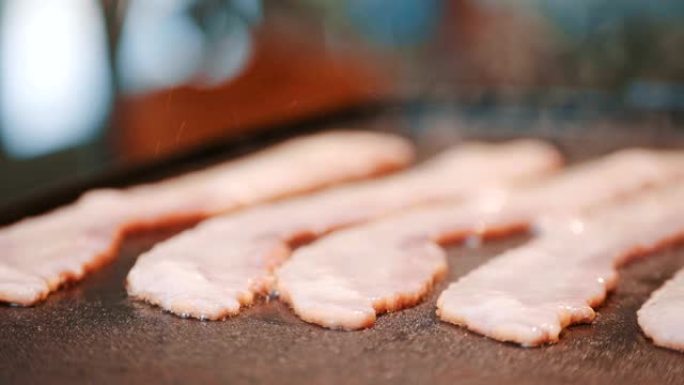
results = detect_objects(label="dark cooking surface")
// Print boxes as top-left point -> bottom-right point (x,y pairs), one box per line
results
2,111 -> 684,385
2,231 -> 683,385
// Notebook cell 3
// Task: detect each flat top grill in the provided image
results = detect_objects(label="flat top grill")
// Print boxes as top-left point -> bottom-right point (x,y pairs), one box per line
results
1,105 -> 683,385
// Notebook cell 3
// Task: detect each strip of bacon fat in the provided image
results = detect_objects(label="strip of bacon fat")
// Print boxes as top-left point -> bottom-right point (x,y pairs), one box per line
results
438,184 -> 684,346
127,140 -> 561,320
277,149 -> 684,330
0,131 -> 414,306
638,267 -> 684,352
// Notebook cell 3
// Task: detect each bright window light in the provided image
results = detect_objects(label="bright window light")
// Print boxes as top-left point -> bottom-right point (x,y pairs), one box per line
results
0,0 -> 111,159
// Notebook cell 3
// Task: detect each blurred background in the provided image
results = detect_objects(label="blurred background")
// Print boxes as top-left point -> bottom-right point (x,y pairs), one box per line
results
1,0 -> 683,204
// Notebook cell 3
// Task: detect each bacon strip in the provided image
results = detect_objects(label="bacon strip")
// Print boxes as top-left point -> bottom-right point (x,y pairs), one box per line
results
638,267 -> 684,352
0,131 -> 414,305
276,149 -> 684,330
127,140 -> 561,320
439,184 -> 684,346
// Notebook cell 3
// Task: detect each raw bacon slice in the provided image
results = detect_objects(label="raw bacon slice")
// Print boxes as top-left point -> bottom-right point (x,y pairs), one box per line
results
277,149 -> 684,330
439,184 -> 684,347
0,131 -> 414,306
638,268 -> 684,352
127,140 -> 561,320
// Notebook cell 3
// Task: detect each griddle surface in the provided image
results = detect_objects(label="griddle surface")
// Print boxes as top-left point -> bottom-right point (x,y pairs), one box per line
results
2,231 -> 683,385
